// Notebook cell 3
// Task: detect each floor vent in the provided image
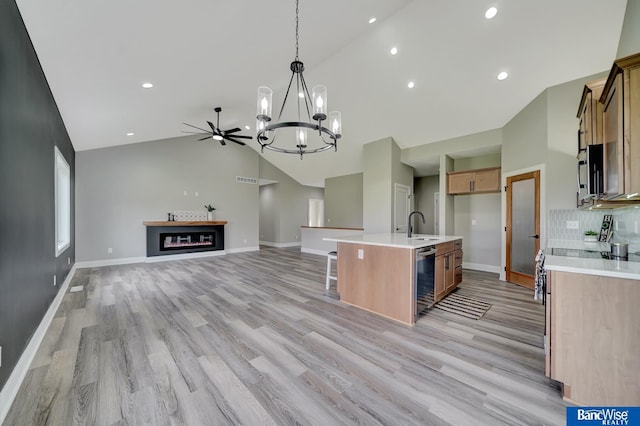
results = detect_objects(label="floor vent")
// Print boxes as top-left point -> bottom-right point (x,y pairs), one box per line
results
236,176 -> 258,185
69,285 -> 84,293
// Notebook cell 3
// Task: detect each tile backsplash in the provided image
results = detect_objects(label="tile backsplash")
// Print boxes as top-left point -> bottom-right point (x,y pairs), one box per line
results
548,206 -> 640,250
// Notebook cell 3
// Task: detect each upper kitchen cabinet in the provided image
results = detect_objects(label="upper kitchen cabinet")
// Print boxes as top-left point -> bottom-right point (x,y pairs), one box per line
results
577,78 -> 606,151
447,167 -> 501,195
600,52 -> 640,201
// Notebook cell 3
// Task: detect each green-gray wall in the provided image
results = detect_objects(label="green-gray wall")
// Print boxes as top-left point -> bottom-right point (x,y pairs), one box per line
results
363,137 -> 414,233
324,173 -> 363,228
453,154 -> 502,270
617,0 -> 640,58
76,137 -> 260,261
259,157 -> 324,244
414,176 -> 439,234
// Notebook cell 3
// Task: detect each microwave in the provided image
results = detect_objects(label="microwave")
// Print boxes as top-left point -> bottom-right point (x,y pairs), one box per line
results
577,144 -> 604,202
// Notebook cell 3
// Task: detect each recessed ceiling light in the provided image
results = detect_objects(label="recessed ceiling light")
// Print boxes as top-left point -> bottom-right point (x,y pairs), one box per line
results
390,47 -> 398,55
407,81 -> 415,89
126,132 -> 134,136
485,6 -> 498,19
244,125 -> 251,130
497,71 -> 509,80
369,17 -> 377,24
142,82 -> 153,89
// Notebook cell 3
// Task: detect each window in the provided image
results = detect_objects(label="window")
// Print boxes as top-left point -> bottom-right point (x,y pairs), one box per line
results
55,147 -> 70,256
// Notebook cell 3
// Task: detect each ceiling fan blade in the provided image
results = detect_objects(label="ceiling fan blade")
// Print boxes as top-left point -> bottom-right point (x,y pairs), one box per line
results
225,137 -> 246,146
207,121 -> 217,132
183,122 -> 211,133
224,127 -> 242,134
226,134 -> 252,140
182,131 -> 209,134
198,136 -> 213,141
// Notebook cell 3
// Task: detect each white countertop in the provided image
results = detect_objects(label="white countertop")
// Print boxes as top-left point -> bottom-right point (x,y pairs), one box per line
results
323,233 -> 462,249
544,239 -> 640,280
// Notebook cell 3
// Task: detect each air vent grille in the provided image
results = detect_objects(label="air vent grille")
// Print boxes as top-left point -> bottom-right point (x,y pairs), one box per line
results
236,176 -> 258,185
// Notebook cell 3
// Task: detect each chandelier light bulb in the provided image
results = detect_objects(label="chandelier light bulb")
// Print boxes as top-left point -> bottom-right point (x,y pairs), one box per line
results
297,128 -> 308,147
257,86 -> 273,120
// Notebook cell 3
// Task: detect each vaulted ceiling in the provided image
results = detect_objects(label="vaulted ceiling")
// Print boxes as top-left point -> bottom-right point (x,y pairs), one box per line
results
17,0 -> 627,186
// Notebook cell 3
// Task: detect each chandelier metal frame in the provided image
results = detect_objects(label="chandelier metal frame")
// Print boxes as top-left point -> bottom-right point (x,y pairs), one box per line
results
256,0 -> 342,158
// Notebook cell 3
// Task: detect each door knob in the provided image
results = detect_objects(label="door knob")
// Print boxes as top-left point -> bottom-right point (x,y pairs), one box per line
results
528,234 -> 540,239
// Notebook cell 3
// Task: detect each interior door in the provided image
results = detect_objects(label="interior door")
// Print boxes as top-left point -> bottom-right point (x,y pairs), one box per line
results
506,170 -> 540,289
394,183 -> 410,233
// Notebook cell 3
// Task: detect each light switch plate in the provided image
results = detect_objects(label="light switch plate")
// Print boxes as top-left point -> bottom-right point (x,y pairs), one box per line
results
357,249 -> 364,259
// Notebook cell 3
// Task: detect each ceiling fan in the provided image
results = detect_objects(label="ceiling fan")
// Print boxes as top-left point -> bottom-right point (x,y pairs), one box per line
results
182,107 -> 252,146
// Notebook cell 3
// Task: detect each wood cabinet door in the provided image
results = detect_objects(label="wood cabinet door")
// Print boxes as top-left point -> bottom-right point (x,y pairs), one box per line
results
473,168 -> 500,192
454,249 -> 463,286
434,255 -> 446,302
602,73 -> 624,198
445,253 -> 455,292
447,172 -> 473,194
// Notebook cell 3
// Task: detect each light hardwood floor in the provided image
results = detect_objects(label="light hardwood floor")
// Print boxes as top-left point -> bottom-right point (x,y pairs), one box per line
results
4,247 -> 568,425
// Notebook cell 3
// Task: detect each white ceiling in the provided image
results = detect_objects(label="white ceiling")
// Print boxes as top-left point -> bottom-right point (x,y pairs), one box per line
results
16,0 -> 627,186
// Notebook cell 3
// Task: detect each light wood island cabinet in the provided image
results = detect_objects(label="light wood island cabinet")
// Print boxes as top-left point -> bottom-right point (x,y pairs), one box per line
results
330,235 -> 464,326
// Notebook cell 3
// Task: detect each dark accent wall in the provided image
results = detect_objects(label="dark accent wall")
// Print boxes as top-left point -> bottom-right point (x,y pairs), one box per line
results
0,0 -> 75,390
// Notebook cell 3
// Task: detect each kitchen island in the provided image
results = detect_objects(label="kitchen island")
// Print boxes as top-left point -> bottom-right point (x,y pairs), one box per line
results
324,233 -> 463,326
544,240 -> 640,406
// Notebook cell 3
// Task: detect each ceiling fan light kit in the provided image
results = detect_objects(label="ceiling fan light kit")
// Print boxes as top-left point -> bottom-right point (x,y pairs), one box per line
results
256,0 -> 342,159
183,106 -> 253,146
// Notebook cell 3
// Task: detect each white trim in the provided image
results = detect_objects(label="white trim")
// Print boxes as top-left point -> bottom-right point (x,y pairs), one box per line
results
145,250 -> 225,263
501,164 -> 546,281
259,241 -> 301,248
0,265 -> 77,425
226,246 -> 260,254
75,257 -> 146,268
463,262 -> 502,274
301,247 -> 330,256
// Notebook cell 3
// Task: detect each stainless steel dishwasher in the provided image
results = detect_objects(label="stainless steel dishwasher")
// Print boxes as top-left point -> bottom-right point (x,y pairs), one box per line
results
415,246 -> 436,321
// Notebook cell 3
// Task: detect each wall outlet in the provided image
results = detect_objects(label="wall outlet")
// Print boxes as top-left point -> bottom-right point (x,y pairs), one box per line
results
358,249 -> 364,259
183,190 -> 188,196
107,247 -> 113,253
566,220 -> 579,230
327,218 -> 331,223
471,219 -> 477,226
53,275 -> 57,287
195,191 -> 199,197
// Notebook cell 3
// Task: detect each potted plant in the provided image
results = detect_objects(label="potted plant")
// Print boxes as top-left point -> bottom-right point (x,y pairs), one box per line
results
584,230 -> 598,242
204,204 -> 216,221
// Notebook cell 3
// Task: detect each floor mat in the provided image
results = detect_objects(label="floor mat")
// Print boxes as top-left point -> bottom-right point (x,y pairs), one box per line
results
433,292 -> 492,320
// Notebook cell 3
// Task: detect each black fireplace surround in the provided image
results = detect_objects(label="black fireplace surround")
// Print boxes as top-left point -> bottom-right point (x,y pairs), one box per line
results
146,225 -> 224,256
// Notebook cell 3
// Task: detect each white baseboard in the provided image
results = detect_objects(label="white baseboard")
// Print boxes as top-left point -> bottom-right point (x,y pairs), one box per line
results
226,246 -> 260,254
75,257 -> 146,268
301,248 -> 330,256
259,241 -> 301,248
462,262 -> 501,274
0,265 -> 77,425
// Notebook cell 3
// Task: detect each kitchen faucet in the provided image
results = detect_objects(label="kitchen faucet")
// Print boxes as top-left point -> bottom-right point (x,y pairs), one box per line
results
407,211 -> 426,238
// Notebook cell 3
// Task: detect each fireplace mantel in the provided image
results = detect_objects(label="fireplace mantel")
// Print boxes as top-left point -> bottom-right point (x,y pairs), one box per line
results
143,221 -> 228,226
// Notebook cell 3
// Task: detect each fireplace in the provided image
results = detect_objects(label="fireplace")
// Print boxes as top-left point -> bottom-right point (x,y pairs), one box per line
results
145,224 -> 225,257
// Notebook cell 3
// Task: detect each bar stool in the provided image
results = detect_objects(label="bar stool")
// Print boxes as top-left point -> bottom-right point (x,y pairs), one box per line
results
326,250 -> 337,290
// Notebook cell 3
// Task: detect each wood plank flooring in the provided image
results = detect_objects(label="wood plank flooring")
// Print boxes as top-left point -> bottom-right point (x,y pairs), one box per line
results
4,247 -> 568,425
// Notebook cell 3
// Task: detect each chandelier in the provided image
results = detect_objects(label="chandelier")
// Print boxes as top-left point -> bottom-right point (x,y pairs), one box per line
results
256,0 -> 342,158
